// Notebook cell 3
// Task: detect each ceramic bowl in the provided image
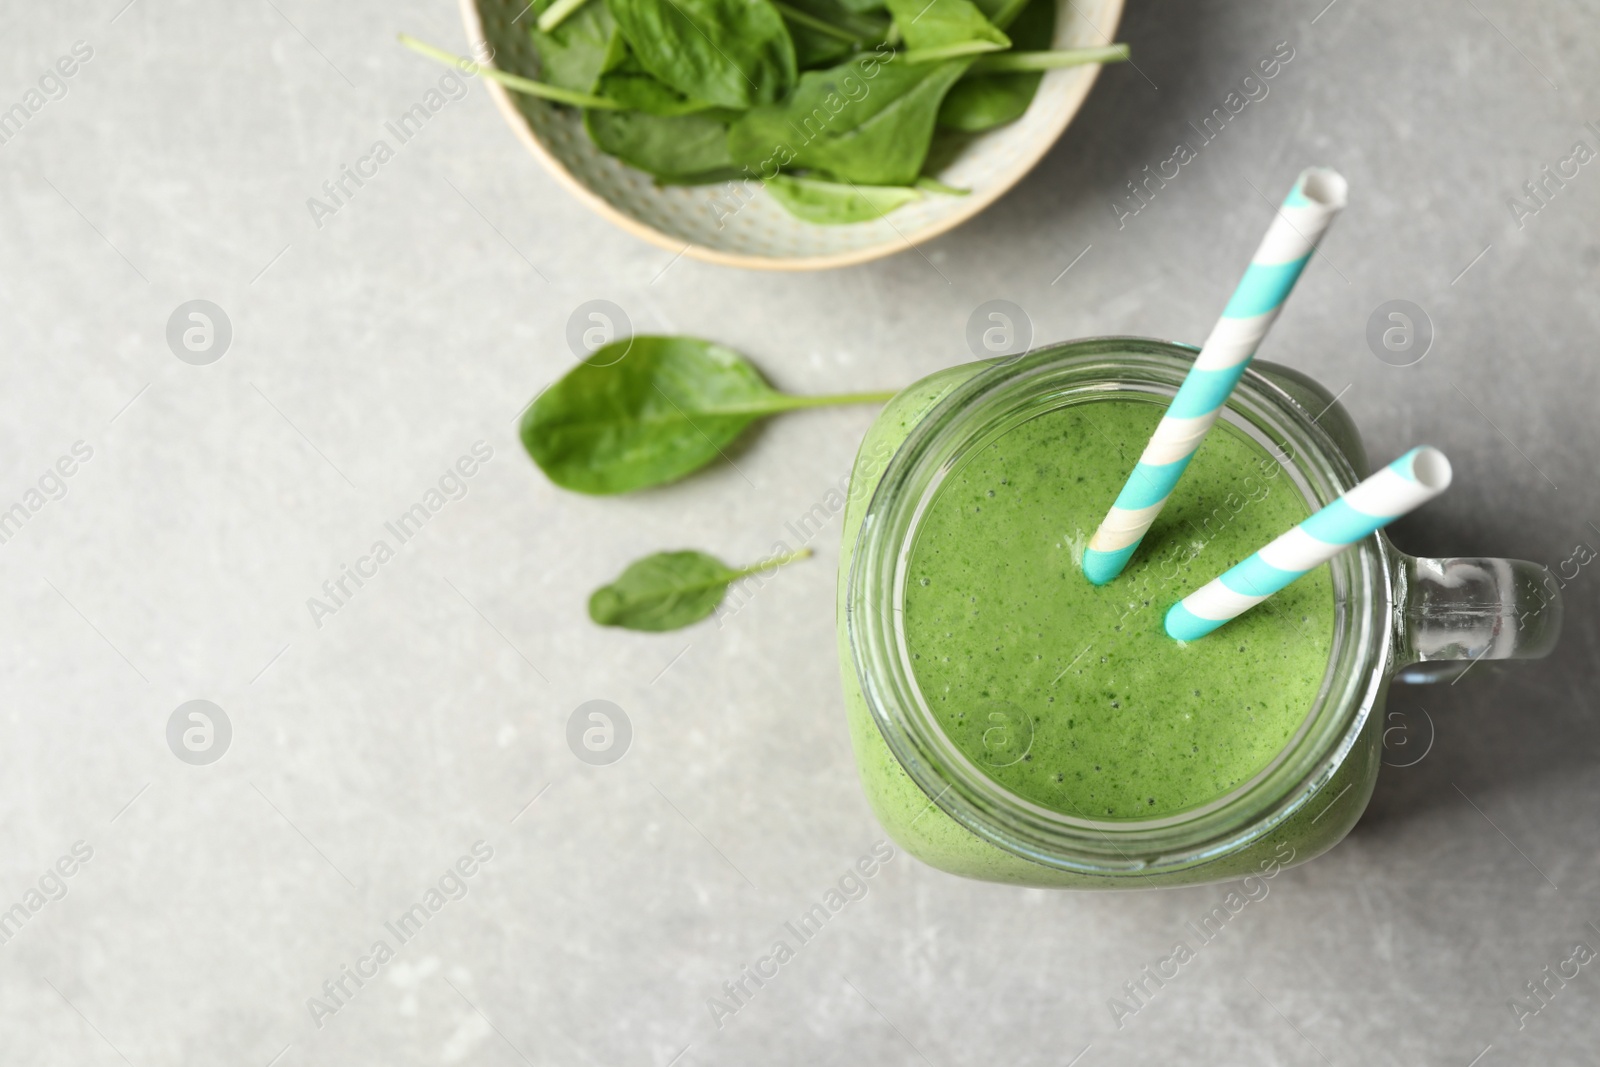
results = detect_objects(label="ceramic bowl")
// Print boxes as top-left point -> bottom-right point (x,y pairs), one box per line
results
460,0 -> 1125,270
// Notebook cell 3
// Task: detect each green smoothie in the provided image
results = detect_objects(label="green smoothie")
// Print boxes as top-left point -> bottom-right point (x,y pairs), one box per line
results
902,398 -> 1332,819
836,347 -> 1383,888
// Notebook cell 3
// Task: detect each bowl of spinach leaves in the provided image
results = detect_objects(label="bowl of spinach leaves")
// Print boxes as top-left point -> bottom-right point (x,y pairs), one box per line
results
447,0 -> 1124,269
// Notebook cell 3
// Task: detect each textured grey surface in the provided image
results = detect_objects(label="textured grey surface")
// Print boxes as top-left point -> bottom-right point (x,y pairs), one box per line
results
2,1 -> 1597,1065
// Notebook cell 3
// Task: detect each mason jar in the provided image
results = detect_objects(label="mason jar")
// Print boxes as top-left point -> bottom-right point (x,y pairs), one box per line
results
837,337 -> 1562,888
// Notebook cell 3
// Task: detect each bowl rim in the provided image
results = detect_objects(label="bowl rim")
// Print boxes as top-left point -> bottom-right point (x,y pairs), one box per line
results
458,0 -> 1125,271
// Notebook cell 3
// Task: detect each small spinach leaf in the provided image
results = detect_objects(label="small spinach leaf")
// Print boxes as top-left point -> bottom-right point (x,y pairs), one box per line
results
605,0 -> 798,108
765,173 -> 921,223
589,548 -> 811,631
727,51 -> 972,185
521,335 -> 894,494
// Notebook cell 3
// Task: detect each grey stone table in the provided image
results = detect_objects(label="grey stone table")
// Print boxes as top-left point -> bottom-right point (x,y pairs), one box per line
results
2,1 -> 1597,1064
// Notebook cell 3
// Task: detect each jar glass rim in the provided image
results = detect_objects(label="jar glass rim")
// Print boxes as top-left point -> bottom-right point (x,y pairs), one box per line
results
846,337 -> 1392,875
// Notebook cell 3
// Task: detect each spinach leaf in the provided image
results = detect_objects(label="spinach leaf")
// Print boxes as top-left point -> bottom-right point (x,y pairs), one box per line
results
585,109 -> 739,181
885,0 -> 1008,54
936,0 -> 1052,131
935,74 -> 1032,130
589,548 -> 811,630
727,51 -> 972,185
765,174 -> 921,223
605,0 -> 797,108
521,335 -> 895,494
526,0 -> 621,93
598,50 -> 723,115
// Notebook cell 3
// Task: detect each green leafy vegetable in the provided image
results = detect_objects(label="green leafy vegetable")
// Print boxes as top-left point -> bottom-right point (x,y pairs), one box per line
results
885,0 -> 1008,54
935,72 -> 1029,129
936,0 -> 1051,130
521,335 -> 895,494
765,173 -> 921,223
598,49 -> 724,115
589,547 -> 812,630
400,2 -> 1129,225
585,109 -> 739,180
605,0 -> 798,108
524,0 -> 620,93
728,51 -> 973,185
581,25 -> 740,171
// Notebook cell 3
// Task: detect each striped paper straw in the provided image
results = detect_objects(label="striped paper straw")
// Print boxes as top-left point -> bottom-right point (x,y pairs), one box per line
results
1082,167 -> 1349,586
1164,447 -> 1453,641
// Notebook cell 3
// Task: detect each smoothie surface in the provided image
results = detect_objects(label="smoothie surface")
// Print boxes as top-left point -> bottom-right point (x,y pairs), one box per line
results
902,397 -> 1333,819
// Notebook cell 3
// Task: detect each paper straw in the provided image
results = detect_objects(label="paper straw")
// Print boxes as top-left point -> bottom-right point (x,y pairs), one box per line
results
1082,167 -> 1349,586
1164,447 -> 1452,641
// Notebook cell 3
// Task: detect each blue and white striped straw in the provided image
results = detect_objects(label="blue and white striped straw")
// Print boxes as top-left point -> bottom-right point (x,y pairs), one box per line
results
1083,167 -> 1349,586
1165,447 -> 1453,641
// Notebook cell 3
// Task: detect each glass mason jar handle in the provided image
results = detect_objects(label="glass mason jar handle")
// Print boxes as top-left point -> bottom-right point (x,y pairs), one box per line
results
1392,555 -> 1563,684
